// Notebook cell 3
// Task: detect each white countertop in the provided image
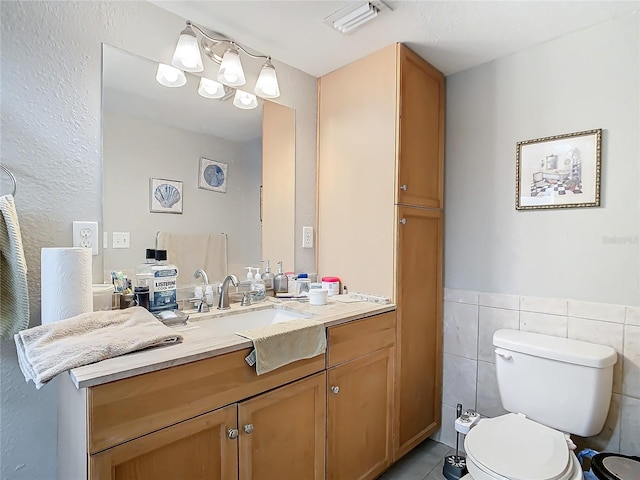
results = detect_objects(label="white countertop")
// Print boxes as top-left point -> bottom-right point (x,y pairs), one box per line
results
69,296 -> 395,389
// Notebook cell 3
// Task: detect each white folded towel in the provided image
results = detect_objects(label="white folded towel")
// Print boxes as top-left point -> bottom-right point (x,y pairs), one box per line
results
0,194 -> 29,338
14,307 -> 183,389
236,319 -> 327,375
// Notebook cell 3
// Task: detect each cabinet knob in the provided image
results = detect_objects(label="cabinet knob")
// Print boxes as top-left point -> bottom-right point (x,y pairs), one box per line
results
243,424 -> 254,434
400,184 -> 408,191
227,428 -> 239,440
399,218 -> 407,225
330,385 -> 340,394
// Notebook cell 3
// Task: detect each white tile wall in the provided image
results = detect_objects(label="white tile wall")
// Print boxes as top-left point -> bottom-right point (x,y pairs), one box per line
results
478,293 -> 519,310
622,325 -> 640,398
520,311 -> 568,337
432,288 -> 640,454
442,353 -> 477,409
443,301 -> 478,359
476,360 -> 508,418
520,296 -> 567,315
619,395 -> 640,455
626,306 -> 640,326
568,300 -> 626,324
478,307 -> 519,363
568,317 -> 624,394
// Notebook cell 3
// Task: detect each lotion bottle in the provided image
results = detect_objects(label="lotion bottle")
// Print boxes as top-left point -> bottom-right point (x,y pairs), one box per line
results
262,260 -> 275,292
273,261 -> 288,293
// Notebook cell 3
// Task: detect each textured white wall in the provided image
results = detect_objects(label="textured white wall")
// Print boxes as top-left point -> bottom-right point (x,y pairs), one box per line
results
103,111 -> 262,281
0,2 -> 316,478
444,12 -> 639,306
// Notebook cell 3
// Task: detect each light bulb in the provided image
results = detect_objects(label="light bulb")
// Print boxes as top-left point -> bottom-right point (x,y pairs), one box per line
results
198,77 -> 226,99
233,90 -> 258,110
254,60 -> 280,99
171,26 -> 204,73
217,46 -> 246,87
156,63 -> 186,88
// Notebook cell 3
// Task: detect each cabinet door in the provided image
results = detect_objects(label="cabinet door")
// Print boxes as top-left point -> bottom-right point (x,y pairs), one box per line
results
238,372 -> 326,480
394,206 -> 443,459
397,44 -> 445,209
327,347 -> 394,480
90,405 -> 238,480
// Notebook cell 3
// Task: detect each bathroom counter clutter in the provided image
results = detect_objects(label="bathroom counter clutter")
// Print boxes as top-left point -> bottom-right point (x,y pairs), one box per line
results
68,296 -> 395,389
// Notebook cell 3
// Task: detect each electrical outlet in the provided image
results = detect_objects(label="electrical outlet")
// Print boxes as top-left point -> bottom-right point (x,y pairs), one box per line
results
302,226 -> 314,249
72,221 -> 99,255
112,232 -> 130,249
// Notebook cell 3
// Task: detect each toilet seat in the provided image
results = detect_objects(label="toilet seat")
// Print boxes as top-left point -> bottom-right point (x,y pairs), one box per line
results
464,413 -> 578,480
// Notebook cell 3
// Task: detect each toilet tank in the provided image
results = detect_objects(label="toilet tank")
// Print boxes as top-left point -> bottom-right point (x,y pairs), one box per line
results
493,329 -> 617,437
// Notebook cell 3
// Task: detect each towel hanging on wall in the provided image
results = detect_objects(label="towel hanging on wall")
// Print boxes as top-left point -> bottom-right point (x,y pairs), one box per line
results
0,194 -> 30,338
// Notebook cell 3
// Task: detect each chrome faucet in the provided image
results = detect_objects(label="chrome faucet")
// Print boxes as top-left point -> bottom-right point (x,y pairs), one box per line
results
193,269 -> 209,286
217,274 -> 238,310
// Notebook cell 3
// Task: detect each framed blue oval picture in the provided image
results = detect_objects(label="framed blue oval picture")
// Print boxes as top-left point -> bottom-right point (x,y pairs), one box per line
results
198,157 -> 228,193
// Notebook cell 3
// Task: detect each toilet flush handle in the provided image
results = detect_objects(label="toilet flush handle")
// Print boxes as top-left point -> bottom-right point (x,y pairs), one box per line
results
495,348 -> 513,360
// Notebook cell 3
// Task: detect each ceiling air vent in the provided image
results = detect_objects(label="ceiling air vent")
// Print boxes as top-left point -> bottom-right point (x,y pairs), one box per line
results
324,1 -> 390,35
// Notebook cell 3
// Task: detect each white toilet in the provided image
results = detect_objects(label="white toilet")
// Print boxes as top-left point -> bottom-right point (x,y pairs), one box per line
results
462,328 -> 617,480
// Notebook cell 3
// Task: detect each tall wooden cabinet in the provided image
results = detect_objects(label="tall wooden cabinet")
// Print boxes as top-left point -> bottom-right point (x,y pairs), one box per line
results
318,43 -> 444,461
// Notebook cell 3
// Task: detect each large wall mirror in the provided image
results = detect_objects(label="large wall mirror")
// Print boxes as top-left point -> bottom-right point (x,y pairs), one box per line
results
101,45 -> 295,288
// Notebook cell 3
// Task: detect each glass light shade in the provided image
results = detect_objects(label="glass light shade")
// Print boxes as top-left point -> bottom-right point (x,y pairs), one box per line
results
156,63 -> 187,88
233,90 -> 258,110
171,27 -> 204,72
254,60 -> 280,99
198,77 -> 226,99
217,46 -> 246,87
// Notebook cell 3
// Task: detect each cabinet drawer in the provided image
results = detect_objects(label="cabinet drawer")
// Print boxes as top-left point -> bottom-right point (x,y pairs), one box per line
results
327,312 -> 396,367
88,349 -> 325,453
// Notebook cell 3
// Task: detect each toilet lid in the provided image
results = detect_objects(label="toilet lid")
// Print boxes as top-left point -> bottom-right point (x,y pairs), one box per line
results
465,413 -> 572,480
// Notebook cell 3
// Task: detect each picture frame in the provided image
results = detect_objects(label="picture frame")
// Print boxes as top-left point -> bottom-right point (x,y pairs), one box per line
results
149,178 -> 183,214
516,129 -> 602,210
198,157 -> 228,193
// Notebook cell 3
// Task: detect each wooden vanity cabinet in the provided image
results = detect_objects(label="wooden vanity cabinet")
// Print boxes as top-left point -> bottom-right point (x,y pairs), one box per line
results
326,312 -> 396,480
90,404 -> 238,480
318,42 -> 444,462
238,372 -> 326,480
89,372 -> 326,480
59,348 -> 326,480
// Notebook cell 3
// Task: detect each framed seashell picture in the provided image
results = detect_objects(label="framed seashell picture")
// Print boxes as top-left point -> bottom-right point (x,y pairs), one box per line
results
198,157 -> 228,193
150,178 -> 183,214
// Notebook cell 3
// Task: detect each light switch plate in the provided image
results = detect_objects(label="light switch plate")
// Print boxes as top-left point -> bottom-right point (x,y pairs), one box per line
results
112,232 -> 130,249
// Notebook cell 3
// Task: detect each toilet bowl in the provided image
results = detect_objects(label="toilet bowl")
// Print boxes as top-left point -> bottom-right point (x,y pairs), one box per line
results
456,330 -> 617,480
463,414 -> 582,480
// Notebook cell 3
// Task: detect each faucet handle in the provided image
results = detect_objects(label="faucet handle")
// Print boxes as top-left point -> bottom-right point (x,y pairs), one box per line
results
241,292 -> 252,306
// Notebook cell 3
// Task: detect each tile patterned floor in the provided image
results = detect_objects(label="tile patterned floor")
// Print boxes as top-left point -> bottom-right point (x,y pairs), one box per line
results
377,439 -> 458,480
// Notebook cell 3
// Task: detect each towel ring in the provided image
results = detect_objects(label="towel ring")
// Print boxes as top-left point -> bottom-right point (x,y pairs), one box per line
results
1,165 -> 17,196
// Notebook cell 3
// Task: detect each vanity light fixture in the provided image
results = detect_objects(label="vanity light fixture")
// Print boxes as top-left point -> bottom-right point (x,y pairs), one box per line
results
156,63 -> 187,87
162,20 -> 280,109
324,1 -> 390,35
233,90 -> 259,110
197,77 -> 227,99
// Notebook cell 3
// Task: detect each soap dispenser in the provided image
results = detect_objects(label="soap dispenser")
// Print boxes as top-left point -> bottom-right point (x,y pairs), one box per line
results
245,267 -> 254,280
273,261 -> 288,294
262,260 -> 275,292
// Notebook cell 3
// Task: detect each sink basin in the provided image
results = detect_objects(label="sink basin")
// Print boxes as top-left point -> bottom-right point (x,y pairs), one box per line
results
184,307 -> 310,337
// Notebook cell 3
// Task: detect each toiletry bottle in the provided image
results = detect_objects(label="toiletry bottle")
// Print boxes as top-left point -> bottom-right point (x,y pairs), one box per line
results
262,260 -> 275,294
149,249 -> 179,313
135,248 -> 156,288
245,267 -> 254,281
273,261 -> 288,293
250,273 -> 266,300
193,285 -> 204,310
205,284 -> 215,306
